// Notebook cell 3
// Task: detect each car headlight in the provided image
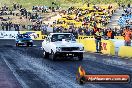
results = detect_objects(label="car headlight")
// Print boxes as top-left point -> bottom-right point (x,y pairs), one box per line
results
56,47 -> 61,51
79,47 -> 84,51
30,40 -> 33,42
18,40 -> 22,43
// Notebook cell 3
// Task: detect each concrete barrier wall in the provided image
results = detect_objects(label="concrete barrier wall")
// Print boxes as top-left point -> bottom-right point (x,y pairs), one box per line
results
101,40 -> 115,55
78,36 -> 124,40
78,38 -> 115,55
78,36 -> 132,58
114,36 -> 124,40
118,46 -> 132,58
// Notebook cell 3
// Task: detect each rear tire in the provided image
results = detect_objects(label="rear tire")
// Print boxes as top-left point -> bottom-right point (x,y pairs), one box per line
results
78,53 -> 83,61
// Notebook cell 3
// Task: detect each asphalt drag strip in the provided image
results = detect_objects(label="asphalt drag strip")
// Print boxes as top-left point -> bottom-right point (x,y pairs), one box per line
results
0,40 -> 132,88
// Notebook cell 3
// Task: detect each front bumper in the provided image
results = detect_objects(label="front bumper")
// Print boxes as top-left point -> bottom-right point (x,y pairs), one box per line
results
17,42 -> 33,45
55,51 -> 84,57
56,51 -> 85,53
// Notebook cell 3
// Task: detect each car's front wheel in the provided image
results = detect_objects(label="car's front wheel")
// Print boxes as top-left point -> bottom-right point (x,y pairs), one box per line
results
27,43 -> 29,47
50,50 -> 56,61
78,53 -> 83,61
16,43 -> 19,47
43,50 -> 49,58
30,43 -> 33,47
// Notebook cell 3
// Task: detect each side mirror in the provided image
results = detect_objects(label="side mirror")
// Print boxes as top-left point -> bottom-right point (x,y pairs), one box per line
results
44,36 -> 47,39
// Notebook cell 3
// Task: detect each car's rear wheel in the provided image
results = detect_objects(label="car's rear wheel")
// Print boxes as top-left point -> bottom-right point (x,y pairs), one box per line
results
78,53 -> 83,61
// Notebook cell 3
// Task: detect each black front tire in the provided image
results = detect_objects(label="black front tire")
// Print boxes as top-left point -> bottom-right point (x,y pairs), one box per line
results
16,43 -> 19,47
50,50 -> 56,61
30,43 -> 33,47
43,50 -> 49,58
27,43 -> 29,47
78,53 -> 83,61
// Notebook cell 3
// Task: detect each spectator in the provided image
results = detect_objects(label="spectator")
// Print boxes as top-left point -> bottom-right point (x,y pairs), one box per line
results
111,29 -> 115,39
122,27 -> 132,46
1,22 -> 4,30
94,28 -> 103,53
107,29 -> 112,39
5,22 -> 8,31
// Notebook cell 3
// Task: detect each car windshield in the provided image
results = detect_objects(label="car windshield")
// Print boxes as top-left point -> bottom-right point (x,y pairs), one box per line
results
51,34 -> 76,42
18,34 -> 31,38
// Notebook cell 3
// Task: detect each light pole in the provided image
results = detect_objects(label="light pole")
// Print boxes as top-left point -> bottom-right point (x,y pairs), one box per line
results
82,0 -> 84,5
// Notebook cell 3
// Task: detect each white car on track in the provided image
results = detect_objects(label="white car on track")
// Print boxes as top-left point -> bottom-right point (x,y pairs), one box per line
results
41,33 -> 84,61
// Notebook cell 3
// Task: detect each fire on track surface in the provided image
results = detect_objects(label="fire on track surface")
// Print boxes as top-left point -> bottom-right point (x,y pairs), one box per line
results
0,40 -> 132,88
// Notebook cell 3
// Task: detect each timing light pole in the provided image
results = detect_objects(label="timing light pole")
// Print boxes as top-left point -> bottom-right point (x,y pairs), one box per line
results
82,0 -> 84,5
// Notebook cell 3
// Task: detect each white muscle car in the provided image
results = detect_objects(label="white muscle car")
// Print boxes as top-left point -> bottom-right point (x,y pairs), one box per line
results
41,33 -> 84,61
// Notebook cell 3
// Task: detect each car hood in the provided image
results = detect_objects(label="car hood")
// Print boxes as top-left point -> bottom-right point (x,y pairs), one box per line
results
52,41 -> 83,47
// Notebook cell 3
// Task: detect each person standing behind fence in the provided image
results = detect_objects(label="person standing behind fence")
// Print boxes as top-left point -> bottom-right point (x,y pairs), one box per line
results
107,29 -> 112,39
122,27 -> 132,46
94,28 -> 103,53
93,26 -> 98,35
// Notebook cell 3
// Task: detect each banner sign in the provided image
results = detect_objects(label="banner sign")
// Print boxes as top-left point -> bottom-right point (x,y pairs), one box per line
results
0,31 -> 18,39
20,31 -> 42,40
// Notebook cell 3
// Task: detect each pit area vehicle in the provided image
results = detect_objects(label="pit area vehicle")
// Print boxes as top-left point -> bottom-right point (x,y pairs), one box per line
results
41,33 -> 84,61
15,33 -> 33,47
